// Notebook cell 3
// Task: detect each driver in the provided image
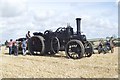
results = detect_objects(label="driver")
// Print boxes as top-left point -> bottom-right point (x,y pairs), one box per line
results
26,31 -> 31,40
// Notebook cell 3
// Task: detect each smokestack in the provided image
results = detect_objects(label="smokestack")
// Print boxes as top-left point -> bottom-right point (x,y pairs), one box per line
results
76,18 -> 81,35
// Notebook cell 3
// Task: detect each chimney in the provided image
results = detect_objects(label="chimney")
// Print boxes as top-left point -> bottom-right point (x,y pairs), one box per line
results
76,18 -> 81,35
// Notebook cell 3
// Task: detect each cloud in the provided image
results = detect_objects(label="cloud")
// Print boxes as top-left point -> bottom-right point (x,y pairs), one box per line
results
33,10 -> 56,21
116,0 -> 120,3
0,0 -> 27,18
0,2 -> 118,43
81,14 -> 118,38
21,0 -> 116,3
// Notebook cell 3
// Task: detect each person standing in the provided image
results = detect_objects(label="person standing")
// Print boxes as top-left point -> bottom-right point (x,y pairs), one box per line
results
8,39 -> 13,55
26,31 -> 31,40
22,39 -> 27,56
98,39 -> 104,54
12,41 -> 18,56
5,40 -> 8,50
105,39 -> 110,49
109,37 -> 115,53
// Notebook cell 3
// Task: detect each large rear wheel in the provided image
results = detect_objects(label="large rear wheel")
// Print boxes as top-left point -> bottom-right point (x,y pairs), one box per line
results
28,36 -> 45,55
50,37 -> 60,55
65,40 -> 84,59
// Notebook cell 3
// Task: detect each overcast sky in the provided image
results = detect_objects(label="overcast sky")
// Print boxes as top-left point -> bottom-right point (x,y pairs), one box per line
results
0,0 -> 118,43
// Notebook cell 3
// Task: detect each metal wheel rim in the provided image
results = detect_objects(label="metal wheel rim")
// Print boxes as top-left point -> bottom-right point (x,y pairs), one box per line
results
28,36 -> 45,55
84,41 -> 93,57
51,37 -> 60,54
66,40 -> 84,59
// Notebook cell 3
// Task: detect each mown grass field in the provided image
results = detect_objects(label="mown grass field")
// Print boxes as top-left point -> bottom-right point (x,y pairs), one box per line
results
0,46 -> 119,78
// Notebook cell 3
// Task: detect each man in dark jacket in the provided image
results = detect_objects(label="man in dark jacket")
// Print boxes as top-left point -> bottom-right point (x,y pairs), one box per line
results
26,31 -> 31,40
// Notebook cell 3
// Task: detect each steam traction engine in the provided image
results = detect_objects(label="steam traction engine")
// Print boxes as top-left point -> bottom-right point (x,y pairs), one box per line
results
28,18 -> 94,59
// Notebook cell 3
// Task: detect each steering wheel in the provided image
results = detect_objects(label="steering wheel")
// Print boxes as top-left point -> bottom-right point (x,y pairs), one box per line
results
44,30 -> 52,35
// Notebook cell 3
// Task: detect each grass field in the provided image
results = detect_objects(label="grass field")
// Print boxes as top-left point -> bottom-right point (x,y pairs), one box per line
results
0,46 -> 119,78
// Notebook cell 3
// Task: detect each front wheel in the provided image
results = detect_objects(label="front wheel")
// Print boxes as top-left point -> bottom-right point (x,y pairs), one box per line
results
65,40 -> 84,59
